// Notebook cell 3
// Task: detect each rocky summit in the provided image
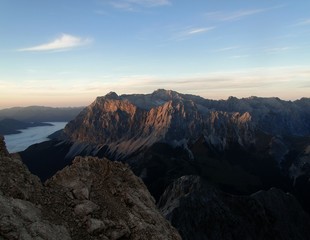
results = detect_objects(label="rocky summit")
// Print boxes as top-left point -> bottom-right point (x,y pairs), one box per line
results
18,90 -> 310,239
0,136 -> 180,240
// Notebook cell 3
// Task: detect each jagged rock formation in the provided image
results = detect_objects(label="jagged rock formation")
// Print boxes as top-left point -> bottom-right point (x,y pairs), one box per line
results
0,136 -> 70,239
158,175 -> 310,240
46,156 -> 181,239
17,90 -> 310,239
209,96 -> 310,136
2,88 -> 310,240
20,90 -> 310,213
0,136 -> 181,240
63,90 -> 255,158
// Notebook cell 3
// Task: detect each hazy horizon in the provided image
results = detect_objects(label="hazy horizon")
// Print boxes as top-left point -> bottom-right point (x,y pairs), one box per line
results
1,1 -> 309,109
1,89 -> 309,111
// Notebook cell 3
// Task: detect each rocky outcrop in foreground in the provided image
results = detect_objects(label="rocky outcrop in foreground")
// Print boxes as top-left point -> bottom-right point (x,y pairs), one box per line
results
0,136 -> 180,240
158,175 -> 310,240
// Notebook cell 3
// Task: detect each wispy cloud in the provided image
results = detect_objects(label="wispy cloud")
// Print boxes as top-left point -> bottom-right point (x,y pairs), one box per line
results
206,9 -> 264,22
293,18 -> 310,26
171,26 -> 215,41
264,46 -> 296,54
2,66 -> 309,108
106,66 -> 310,100
185,27 -> 215,35
18,34 -> 92,52
109,0 -> 171,11
129,0 -> 171,6
214,46 -> 239,52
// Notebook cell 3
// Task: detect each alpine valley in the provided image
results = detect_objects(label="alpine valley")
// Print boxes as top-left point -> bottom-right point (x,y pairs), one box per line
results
4,89 -> 310,239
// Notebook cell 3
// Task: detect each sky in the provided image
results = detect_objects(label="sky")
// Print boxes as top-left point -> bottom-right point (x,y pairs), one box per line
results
0,0 -> 310,108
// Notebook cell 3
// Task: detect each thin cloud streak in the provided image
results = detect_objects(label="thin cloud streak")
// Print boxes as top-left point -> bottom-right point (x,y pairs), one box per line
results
264,46 -> 297,54
18,34 -> 92,52
294,18 -> 310,26
109,66 -> 310,100
205,9 -> 265,22
109,0 -> 171,10
2,66 -> 309,108
214,46 -> 239,52
186,27 -> 215,35
205,5 -> 286,22
171,26 -> 215,41
129,0 -> 171,7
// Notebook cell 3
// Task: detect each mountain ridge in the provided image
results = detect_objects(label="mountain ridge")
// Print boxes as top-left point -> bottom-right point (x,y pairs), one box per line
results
0,118 -> 53,135
0,106 -> 84,122
63,89 -> 259,158
17,89 -> 310,239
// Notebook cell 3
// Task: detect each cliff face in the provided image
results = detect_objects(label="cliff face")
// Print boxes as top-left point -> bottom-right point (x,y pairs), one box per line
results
64,90 -> 255,158
20,90 -> 310,214
62,90 -> 310,161
16,90 -> 310,239
0,136 -> 181,240
57,90 -> 309,202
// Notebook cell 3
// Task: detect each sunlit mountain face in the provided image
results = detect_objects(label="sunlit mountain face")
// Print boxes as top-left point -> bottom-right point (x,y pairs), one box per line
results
19,90 -> 310,226
1,0 -> 310,238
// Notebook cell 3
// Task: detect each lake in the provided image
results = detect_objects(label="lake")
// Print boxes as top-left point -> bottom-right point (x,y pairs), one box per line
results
4,122 -> 67,153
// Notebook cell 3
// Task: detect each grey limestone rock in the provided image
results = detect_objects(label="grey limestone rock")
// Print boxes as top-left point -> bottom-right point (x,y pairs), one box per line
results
0,136 -> 181,240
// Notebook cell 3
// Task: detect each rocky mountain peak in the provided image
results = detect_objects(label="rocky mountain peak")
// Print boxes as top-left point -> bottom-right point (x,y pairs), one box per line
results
151,89 -> 182,101
104,91 -> 119,99
63,90 -> 257,158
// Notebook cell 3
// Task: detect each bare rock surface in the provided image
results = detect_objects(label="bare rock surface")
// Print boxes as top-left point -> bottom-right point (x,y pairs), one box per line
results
0,136 -> 42,201
0,192 -> 71,240
0,135 -> 71,240
0,136 -> 180,240
63,90 -> 256,158
47,156 -> 181,240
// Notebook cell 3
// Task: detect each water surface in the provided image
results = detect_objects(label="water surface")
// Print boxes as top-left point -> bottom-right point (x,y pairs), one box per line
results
4,122 -> 67,153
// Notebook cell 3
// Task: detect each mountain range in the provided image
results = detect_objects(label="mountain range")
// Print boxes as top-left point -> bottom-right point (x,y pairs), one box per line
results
16,89 -> 310,239
0,106 -> 84,122
0,118 -> 53,135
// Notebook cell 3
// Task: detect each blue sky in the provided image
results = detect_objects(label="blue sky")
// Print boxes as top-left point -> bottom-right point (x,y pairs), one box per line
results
0,0 -> 309,108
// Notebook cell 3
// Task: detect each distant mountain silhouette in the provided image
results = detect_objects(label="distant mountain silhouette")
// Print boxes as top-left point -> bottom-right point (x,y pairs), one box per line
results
0,106 -> 84,122
0,118 -> 53,135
